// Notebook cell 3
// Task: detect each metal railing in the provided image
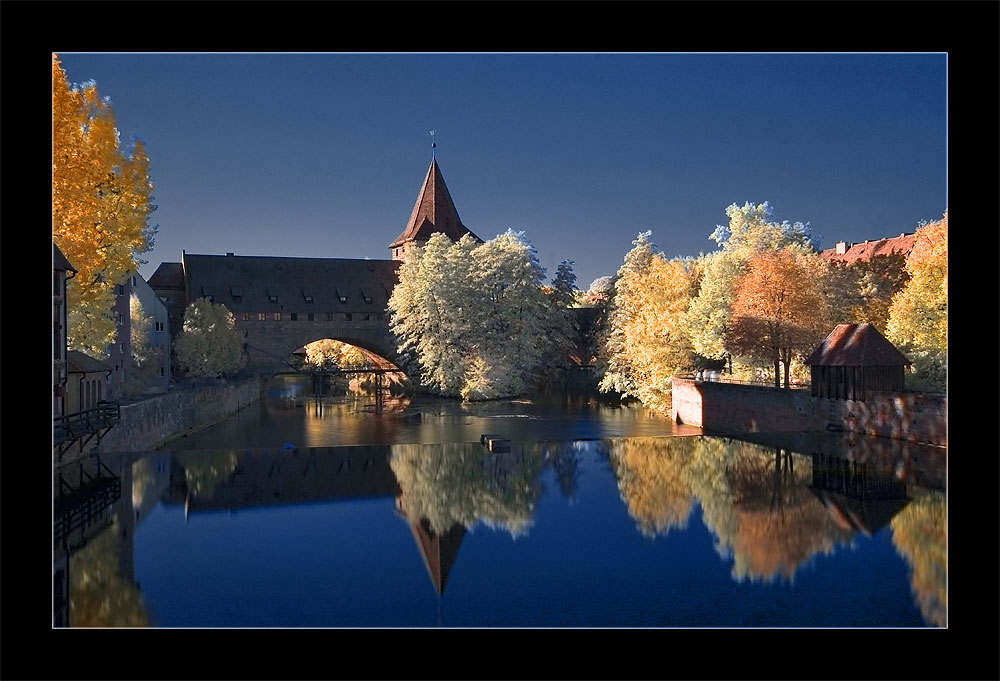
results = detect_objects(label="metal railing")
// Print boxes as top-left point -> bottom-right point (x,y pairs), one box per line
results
686,374 -> 812,389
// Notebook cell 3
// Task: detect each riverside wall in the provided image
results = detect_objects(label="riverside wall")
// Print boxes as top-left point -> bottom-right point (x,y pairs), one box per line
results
670,378 -> 947,447
98,377 -> 263,454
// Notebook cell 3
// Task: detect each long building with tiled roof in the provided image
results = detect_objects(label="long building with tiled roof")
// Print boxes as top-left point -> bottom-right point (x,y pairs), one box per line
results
149,156 -> 482,370
819,232 -> 916,264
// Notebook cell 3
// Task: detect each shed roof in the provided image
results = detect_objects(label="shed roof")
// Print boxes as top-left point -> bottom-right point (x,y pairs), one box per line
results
53,242 -> 77,273
804,323 -> 911,367
67,350 -> 112,374
182,253 -> 401,311
389,159 -> 481,248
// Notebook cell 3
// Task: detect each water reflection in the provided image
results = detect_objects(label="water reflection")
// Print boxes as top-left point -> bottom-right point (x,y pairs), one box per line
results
55,425 -> 946,626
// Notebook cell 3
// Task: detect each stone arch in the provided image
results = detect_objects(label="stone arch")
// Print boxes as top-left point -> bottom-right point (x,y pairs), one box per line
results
243,322 -> 402,373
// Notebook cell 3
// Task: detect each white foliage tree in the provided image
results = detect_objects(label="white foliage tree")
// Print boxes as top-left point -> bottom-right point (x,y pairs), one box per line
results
388,230 -> 557,400
173,298 -> 247,379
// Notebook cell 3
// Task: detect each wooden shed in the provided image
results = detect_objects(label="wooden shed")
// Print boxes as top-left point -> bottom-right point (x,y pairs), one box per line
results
804,323 -> 911,401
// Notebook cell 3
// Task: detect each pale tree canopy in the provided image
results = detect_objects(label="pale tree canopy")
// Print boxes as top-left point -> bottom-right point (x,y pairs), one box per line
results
388,230 -> 565,400
173,299 -> 247,378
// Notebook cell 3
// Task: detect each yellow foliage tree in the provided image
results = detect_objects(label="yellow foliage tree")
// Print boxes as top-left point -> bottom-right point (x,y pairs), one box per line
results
303,339 -> 367,370
886,212 -> 947,390
599,232 -> 699,415
52,53 -> 156,356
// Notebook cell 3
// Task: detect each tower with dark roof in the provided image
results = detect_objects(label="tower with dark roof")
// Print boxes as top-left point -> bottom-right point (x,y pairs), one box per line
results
389,159 -> 481,261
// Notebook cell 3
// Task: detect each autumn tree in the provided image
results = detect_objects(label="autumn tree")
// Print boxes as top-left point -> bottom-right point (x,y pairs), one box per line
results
886,213 -> 947,391
726,246 -> 831,388
598,232 -> 699,414
52,54 -> 157,356
682,202 -> 816,375
173,299 -> 247,379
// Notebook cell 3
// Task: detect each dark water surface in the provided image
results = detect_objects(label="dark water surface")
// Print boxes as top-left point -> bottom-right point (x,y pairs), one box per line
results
57,376 -> 947,628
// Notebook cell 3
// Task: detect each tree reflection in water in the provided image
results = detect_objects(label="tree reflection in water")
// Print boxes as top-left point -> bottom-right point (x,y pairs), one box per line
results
891,490 -> 947,627
390,442 -> 546,537
174,450 -> 239,500
69,520 -> 148,627
606,437 -> 696,538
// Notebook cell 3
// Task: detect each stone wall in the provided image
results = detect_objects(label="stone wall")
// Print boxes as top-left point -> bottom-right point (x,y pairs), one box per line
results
671,378 -> 946,447
99,377 -> 263,454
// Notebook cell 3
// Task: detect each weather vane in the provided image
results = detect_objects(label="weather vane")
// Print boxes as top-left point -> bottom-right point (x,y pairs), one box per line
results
430,129 -> 436,160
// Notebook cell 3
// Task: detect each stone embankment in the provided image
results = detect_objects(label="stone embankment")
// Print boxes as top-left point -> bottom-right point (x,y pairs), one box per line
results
99,377 -> 263,454
671,378 -> 946,447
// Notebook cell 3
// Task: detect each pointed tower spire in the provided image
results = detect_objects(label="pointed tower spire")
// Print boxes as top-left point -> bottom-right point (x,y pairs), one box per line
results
389,146 -> 481,261
430,129 -> 436,161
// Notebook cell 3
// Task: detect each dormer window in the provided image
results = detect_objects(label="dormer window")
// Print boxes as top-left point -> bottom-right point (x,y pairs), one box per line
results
231,286 -> 243,303
304,295 -> 314,303
267,289 -> 278,303
360,289 -> 373,305
336,288 -> 347,304
201,286 -> 214,302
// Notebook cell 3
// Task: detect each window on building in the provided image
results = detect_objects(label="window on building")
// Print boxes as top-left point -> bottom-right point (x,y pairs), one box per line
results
364,313 -> 371,321
326,312 -> 333,321
157,367 -> 165,377
307,313 -> 314,321
345,313 -> 352,321
117,312 -> 125,325
290,313 -> 298,321
131,276 -> 137,287
274,312 -> 281,321
155,321 -> 165,331
118,284 -> 125,295
339,295 -> 347,304
120,342 -> 126,353
258,312 -> 267,321
268,293 -> 278,303
304,294 -> 314,303
241,313 -> 249,322
231,286 -> 243,303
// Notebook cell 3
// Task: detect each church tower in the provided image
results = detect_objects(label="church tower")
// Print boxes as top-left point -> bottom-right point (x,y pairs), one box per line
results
389,156 -> 481,261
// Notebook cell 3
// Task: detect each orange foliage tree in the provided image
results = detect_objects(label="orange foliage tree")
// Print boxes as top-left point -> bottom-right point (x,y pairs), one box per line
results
52,53 -> 156,355
726,246 -> 831,388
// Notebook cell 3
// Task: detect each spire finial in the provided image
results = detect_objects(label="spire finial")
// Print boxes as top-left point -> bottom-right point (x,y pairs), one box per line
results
429,129 -> 436,161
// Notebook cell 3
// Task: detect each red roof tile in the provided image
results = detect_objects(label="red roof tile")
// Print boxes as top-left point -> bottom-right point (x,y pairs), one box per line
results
819,233 -> 916,264
389,160 -> 480,248
804,323 -> 911,366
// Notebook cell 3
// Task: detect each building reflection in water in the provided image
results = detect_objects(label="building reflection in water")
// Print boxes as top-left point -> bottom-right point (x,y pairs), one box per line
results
54,430 -> 945,627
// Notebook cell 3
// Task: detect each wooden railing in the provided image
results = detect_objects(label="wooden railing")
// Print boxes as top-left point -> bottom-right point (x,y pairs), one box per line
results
53,402 -> 120,458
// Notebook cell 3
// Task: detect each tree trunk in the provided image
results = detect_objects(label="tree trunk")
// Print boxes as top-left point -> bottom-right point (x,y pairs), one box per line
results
772,351 -> 780,389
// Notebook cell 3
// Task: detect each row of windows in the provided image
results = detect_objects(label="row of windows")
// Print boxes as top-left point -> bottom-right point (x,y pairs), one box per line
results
240,312 -> 384,322
204,292 -> 374,305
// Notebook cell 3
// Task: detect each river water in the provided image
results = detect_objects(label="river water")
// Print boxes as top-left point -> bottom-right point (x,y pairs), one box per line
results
56,375 -> 947,628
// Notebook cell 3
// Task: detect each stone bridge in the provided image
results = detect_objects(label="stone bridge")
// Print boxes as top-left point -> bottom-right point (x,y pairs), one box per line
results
154,252 -> 404,373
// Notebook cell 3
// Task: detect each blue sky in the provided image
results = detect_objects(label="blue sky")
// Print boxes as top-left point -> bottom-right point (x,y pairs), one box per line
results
56,52 -> 947,290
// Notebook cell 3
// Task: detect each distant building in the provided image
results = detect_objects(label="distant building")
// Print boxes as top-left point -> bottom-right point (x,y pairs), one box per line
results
65,350 -> 112,414
804,323 -> 911,401
130,270 -> 172,392
819,232 -> 916,264
106,276 -> 133,397
149,156 -> 481,371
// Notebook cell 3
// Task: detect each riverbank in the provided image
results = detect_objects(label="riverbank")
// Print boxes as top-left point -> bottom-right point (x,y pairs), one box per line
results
98,377 -> 263,454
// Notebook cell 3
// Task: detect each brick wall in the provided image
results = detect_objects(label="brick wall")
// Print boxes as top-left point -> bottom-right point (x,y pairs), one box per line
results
671,378 -> 946,446
99,377 -> 262,454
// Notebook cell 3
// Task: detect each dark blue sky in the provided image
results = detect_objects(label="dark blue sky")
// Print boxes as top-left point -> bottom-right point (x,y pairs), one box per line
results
56,52 -> 947,290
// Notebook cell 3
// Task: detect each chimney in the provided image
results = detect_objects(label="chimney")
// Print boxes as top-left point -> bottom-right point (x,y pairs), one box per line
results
226,252 -> 235,257
835,241 -> 851,255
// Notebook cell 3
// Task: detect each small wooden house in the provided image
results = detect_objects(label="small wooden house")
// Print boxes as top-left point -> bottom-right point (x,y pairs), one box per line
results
804,323 -> 911,401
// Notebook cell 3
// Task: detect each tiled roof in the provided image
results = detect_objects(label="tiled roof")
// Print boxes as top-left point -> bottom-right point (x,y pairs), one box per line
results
67,350 -> 112,374
389,160 -> 481,248
53,242 -> 77,273
804,323 -> 911,367
819,233 -> 916,264
182,253 -> 401,312
148,262 -> 186,289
